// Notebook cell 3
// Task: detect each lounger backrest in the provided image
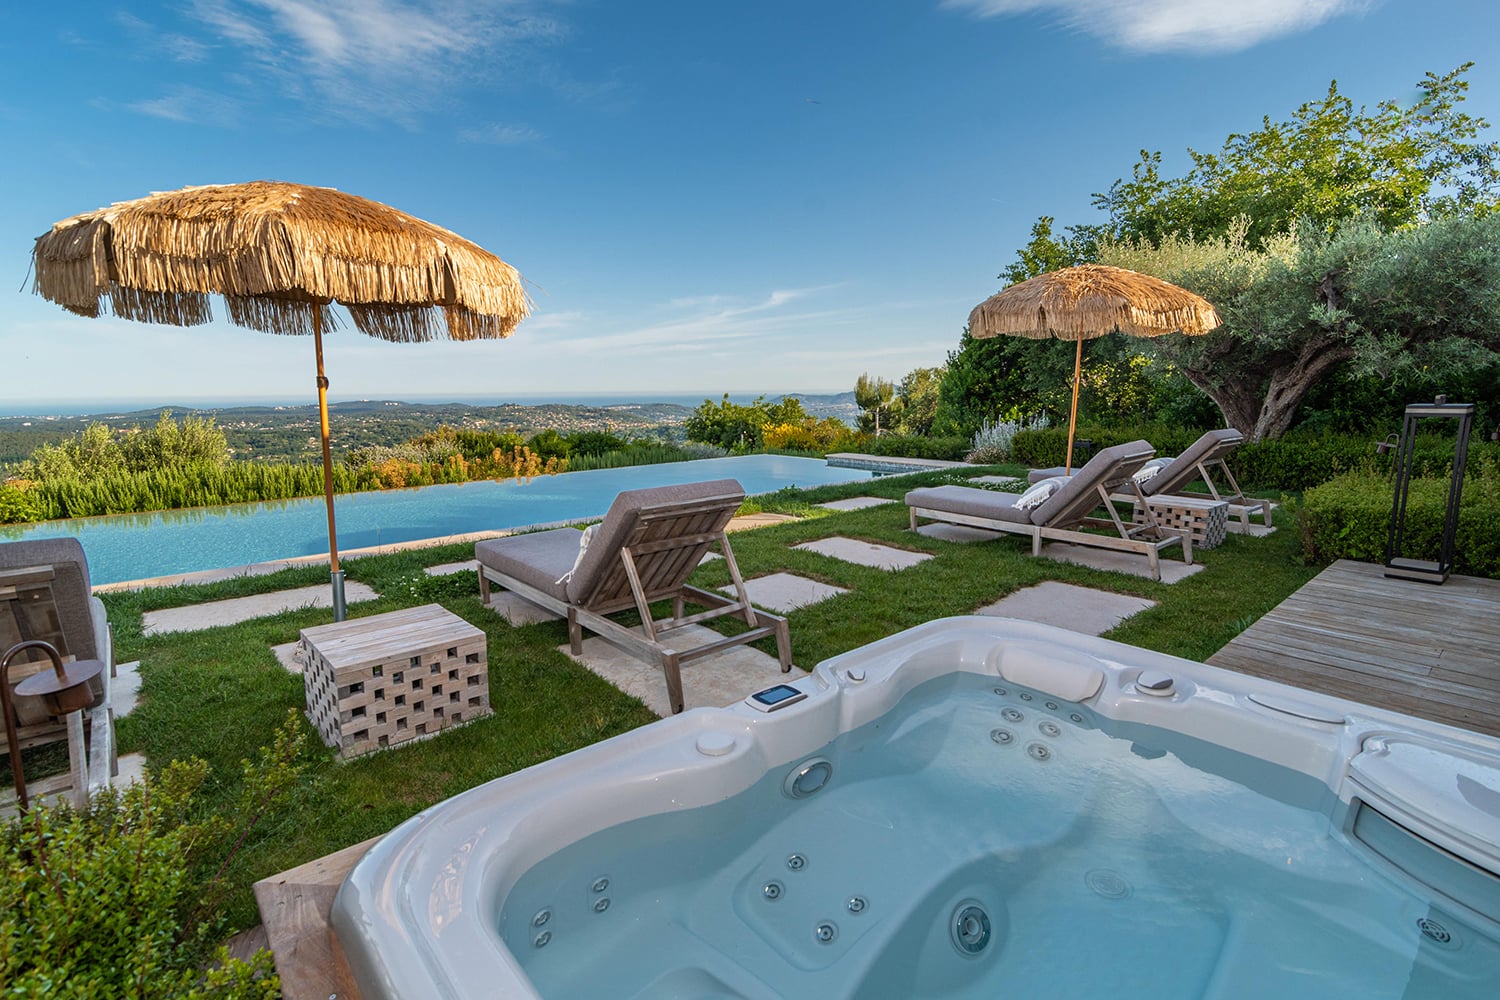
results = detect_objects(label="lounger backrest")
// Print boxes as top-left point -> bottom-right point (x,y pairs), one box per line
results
566,479 -> 746,606
1030,440 -> 1155,527
0,537 -> 97,662
1142,429 -> 1243,497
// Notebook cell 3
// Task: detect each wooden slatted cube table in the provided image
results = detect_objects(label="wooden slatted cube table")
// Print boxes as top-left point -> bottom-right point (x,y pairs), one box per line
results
1132,495 -> 1229,550
300,604 -> 488,758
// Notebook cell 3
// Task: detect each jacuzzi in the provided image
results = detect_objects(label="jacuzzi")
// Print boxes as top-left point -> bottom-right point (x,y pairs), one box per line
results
331,617 -> 1500,999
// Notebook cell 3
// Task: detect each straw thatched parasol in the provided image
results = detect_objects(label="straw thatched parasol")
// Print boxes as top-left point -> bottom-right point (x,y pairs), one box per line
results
32,180 -> 531,619
967,264 -> 1220,473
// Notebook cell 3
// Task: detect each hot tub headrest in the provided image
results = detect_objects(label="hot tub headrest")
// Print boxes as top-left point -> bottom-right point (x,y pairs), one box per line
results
995,643 -> 1106,703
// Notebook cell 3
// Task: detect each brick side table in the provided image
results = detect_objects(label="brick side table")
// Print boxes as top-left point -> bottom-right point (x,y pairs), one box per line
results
300,604 -> 488,758
1132,496 -> 1229,550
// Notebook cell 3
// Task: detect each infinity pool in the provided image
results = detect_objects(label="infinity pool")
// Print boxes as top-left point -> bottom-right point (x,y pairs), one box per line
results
0,455 -> 873,585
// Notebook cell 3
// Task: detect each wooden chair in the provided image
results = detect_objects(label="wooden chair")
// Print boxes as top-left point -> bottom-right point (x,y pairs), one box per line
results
1,538 -> 117,805
476,479 -> 792,714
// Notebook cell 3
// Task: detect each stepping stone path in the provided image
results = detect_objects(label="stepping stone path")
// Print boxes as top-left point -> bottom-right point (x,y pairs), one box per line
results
1038,543 -> 1204,583
562,623 -> 794,718
794,536 -> 932,571
723,573 -> 847,613
978,582 -> 1155,636
424,559 -> 478,576
815,497 -> 894,512
483,590 -> 564,626
914,523 -> 1005,544
912,523 -> 1203,584
112,660 -> 144,717
143,582 -> 380,635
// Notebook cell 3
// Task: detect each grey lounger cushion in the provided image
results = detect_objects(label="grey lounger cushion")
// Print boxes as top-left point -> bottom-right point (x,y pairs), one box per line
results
1140,428 -> 1243,497
474,529 -> 581,603
904,485 -> 1034,525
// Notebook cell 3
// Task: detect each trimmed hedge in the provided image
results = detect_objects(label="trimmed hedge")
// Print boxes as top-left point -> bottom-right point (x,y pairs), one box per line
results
1010,424 -> 1212,470
1010,426 -> 1500,493
858,434 -> 970,461
1300,457 -> 1500,578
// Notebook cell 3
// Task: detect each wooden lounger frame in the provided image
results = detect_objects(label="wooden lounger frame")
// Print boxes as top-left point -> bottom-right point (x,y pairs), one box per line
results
909,478 -> 1191,582
1115,446 -> 1272,532
1161,450 -> 1272,530
478,491 -> 791,714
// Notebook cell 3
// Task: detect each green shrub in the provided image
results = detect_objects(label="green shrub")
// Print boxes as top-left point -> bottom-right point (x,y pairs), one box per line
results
566,443 -> 727,471
1300,456 -> 1500,578
967,414 -> 1050,464
1010,424 -> 1208,469
0,713 -> 308,998
860,435 -> 970,461
0,482 -> 42,524
1009,425 -> 1500,493
1236,433 -> 1500,493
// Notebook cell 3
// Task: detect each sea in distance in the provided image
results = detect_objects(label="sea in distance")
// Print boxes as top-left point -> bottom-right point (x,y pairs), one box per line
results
0,391 -> 843,418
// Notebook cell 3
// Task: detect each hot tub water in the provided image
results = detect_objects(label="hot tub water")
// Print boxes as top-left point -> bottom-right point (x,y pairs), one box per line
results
500,673 -> 1498,999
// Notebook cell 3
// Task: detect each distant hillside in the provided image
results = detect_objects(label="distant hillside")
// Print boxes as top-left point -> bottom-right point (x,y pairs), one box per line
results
780,391 -> 858,425
0,399 -> 694,466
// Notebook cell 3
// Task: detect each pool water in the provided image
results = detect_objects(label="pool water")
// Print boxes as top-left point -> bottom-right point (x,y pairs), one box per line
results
0,455 -> 872,585
501,672 -> 1500,999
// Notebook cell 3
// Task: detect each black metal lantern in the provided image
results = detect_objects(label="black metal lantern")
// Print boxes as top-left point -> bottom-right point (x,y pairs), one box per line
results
1384,396 -> 1474,584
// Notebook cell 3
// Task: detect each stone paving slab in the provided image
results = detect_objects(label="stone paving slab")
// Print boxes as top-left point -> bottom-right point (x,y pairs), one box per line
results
794,536 -> 932,571
815,497 -> 895,512
425,559 -> 479,576
271,641 -> 303,674
142,582 -> 380,635
977,582 -> 1156,636
562,624 -> 795,718
112,661 -> 144,717
726,513 -> 797,531
1039,543 -> 1204,583
723,573 -> 847,613
484,590 -> 566,626
914,523 -> 1005,544
2,753 -> 148,820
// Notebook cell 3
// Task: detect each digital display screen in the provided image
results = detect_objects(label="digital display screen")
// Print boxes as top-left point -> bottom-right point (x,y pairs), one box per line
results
754,685 -> 801,705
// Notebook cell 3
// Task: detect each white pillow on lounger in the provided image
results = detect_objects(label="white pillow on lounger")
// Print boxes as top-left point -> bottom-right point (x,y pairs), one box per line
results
555,523 -> 599,585
1132,457 -> 1172,484
1013,476 -> 1070,510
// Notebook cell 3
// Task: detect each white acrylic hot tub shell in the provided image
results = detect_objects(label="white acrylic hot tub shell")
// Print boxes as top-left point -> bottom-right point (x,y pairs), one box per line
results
330,617 -> 1500,1000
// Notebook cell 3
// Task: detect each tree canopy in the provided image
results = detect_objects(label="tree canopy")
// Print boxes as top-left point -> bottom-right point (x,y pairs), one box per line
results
1096,63 -> 1499,248
966,64 -> 1500,440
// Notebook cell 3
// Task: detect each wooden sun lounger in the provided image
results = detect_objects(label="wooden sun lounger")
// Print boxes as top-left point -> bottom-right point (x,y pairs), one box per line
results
476,479 -> 791,714
907,440 -> 1191,581
1132,429 -> 1272,530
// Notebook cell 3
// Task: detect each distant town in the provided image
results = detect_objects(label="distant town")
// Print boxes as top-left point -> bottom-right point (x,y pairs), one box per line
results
0,394 -> 859,466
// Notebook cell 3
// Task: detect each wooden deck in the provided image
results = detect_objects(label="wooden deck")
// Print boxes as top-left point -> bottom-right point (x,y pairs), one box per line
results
1208,559 -> 1500,737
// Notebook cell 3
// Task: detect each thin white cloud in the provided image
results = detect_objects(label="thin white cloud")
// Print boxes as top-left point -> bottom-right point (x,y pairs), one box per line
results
459,122 -> 543,145
116,12 -> 215,62
128,86 -> 242,125
942,0 -> 1369,53
551,286 -> 885,357
181,0 -> 567,122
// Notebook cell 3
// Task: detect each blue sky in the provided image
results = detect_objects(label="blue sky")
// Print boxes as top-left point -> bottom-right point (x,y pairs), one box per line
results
2,1 -> 1495,411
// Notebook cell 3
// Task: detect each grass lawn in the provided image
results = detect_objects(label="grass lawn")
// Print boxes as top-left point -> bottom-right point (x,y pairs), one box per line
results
90,466 -> 1312,931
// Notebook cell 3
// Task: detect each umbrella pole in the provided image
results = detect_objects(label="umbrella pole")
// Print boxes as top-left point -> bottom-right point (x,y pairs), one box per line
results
313,309 -> 347,621
1065,337 -> 1083,475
